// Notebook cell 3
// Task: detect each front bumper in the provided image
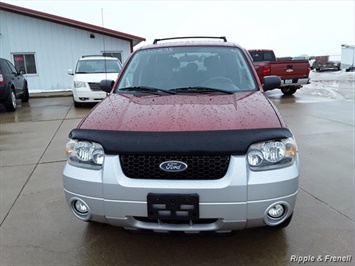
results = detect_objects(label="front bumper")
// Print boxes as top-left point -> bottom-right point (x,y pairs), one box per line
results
279,77 -> 310,87
72,87 -> 106,103
63,155 -> 299,232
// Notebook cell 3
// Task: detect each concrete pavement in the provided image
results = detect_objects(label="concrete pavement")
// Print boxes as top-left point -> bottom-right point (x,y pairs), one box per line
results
0,93 -> 354,266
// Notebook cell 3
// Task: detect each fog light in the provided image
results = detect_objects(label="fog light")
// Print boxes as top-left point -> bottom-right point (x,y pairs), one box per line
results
74,200 -> 88,214
267,204 -> 285,218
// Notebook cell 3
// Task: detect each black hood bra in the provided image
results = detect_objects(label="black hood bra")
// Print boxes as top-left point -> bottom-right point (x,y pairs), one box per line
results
69,128 -> 293,155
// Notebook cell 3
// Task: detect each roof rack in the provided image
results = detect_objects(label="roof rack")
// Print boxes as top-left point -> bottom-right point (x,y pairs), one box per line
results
81,55 -> 113,58
153,36 -> 227,44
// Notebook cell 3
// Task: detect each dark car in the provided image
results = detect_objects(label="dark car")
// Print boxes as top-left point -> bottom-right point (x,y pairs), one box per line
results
0,58 -> 29,111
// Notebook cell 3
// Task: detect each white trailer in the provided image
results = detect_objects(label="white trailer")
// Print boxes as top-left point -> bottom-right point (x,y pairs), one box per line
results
341,44 -> 355,71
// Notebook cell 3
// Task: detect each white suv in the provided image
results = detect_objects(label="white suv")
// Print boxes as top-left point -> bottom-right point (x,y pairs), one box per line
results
68,55 -> 122,107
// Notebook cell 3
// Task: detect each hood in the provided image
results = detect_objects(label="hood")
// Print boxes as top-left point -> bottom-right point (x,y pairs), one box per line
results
79,92 -> 283,131
74,73 -> 119,83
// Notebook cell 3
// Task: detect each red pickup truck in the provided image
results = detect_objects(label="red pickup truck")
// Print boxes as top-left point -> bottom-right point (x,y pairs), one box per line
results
248,49 -> 310,95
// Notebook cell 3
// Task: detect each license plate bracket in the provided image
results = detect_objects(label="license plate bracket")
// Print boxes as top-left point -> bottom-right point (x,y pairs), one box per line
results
147,193 -> 199,221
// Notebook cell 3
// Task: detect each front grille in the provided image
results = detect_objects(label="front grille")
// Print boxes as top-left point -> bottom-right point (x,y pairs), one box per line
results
120,154 -> 230,180
88,82 -> 101,91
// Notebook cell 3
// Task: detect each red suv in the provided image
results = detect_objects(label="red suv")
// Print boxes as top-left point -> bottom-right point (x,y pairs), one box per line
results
63,37 -> 299,233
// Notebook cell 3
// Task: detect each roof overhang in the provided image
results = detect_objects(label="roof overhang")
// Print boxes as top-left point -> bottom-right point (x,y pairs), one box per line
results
0,2 -> 146,48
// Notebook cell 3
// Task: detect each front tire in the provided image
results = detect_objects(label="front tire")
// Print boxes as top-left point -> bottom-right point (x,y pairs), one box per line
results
281,87 -> 297,95
73,97 -> 81,107
21,83 -> 29,102
4,89 -> 17,112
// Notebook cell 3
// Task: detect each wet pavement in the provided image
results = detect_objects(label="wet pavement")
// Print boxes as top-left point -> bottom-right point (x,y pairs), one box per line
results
0,90 -> 354,266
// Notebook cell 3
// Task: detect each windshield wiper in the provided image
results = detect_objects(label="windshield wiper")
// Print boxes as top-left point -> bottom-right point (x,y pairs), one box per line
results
171,87 -> 234,94
119,86 -> 176,94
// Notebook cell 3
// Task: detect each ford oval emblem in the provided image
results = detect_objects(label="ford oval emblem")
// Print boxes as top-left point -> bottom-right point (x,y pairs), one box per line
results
159,161 -> 188,172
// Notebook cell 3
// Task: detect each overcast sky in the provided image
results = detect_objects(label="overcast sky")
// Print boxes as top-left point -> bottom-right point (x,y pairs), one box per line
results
3,0 -> 355,57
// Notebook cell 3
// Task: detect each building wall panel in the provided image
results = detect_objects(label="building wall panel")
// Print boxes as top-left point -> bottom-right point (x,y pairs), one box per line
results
0,10 -> 132,92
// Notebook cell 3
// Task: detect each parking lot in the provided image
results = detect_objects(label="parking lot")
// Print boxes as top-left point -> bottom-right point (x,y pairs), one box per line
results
0,87 -> 354,265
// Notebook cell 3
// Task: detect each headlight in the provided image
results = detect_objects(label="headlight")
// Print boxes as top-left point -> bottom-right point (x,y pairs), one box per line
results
247,138 -> 297,171
74,81 -> 86,88
65,139 -> 105,169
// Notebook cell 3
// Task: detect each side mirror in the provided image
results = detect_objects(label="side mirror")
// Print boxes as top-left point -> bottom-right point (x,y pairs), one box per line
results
263,76 -> 281,91
67,69 -> 74,75
19,69 -> 25,75
100,79 -> 115,93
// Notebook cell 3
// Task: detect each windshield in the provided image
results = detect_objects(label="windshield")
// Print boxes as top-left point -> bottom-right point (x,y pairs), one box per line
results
75,59 -> 122,74
116,46 -> 257,93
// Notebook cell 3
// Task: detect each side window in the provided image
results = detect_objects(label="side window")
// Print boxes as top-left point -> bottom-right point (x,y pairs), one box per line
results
263,52 -> 274,61
12,53 -> 37,74
5,60 -> 18,74
102,51 -> 122,63
250,52 -> 275,62
251,53 -> 262,62
0,60 -> 11,74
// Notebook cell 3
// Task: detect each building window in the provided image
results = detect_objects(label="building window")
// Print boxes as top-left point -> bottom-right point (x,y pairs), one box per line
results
12,53 -> 37,74
102,51 -> 122,63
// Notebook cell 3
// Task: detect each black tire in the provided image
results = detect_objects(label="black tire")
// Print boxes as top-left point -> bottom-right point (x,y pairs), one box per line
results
272,213 -> 293,229
21,83 -> 29,103
281,87 -> 297,95
73,97 -> 80,107
4,88 -> 17,112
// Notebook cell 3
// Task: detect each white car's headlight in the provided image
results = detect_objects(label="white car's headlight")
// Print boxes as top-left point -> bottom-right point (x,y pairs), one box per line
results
66,140 -> 105,169
74,81 -> 86,88
247,137 -> 297,171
